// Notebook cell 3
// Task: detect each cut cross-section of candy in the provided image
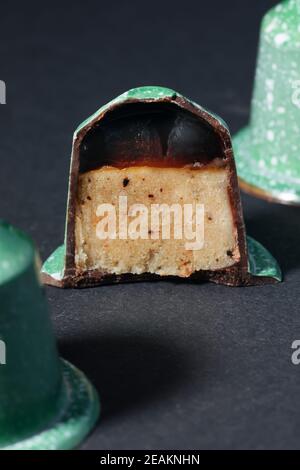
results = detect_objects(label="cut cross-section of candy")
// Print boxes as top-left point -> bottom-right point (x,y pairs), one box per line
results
41,87 -> 281,287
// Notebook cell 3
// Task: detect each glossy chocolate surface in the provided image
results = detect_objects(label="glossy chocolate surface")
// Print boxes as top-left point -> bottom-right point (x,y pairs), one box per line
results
79,102 -> 224,172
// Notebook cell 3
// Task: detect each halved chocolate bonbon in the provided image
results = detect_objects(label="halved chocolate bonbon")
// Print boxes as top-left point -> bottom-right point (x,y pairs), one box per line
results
42,87 -> 281,287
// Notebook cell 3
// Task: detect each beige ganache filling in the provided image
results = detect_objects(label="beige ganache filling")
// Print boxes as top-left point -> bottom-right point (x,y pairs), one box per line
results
75,166 -> 240,277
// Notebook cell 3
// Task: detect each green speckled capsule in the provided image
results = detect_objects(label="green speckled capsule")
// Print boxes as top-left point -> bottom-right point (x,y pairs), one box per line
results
0,221 -> 99,450
233,0 -> 300,205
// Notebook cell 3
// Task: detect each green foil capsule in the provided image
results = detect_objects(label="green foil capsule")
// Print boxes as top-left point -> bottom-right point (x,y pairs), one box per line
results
233,0 -> 300,205
0,221 -> 99,450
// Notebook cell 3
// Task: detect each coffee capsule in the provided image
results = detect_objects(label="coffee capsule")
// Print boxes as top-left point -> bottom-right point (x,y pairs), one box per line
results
234,0 -> 300,205
0,221 -> 99,450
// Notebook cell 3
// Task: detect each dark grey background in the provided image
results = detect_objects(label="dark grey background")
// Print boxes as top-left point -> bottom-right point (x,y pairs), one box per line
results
1,0 -> 300,450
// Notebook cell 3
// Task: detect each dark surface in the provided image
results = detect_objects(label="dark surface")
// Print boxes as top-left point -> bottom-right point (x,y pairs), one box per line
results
1,0 -> 300,450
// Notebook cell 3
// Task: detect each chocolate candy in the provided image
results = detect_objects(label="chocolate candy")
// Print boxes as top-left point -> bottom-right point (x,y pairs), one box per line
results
42,87 -> 281,287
